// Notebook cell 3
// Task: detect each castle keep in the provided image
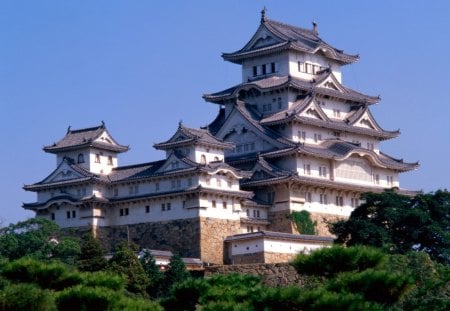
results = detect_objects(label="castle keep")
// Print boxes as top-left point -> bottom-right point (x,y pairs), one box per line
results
24,12 -> 417,264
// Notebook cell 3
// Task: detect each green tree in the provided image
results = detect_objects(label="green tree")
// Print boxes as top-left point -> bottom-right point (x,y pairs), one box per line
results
331,190 -> 450,264
290,210 -> 317,234
162,254 -> 190,292
0,218 -> 80,263
107,242 -> 149,296
77,232 -> 107,272
140,249 -> 164,297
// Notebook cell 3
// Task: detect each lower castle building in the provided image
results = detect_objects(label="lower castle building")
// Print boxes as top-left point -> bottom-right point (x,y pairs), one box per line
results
23,12 -> 417,264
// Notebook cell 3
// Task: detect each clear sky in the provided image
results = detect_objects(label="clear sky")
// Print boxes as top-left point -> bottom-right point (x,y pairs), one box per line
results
1,1 -> 449,226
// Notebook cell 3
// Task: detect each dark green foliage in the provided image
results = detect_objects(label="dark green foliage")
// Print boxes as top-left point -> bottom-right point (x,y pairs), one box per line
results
55,285 -> 119,311
0,218 -> 80,263
292,245 -> 385,277
327,269 -> 411,304
0,283 -> 56,311
0,258 -> 82,290
162,278 -> 209,311
140,249 -> 164,297
81,271 -> 126,291
331,190 -> 450,264
290,210 -> 317,234
383,252 -> 450,311
162,254 -> 190,291
77,232 -> 107,272
107,242 -> 149,296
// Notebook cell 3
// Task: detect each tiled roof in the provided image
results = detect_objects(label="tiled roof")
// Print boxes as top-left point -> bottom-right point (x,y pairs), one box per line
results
224,231 -> 334,243
222,16 -> 358,65
23,194 -> 80,210
23,158 -> 105,190
43,122 -> 128,153
204,75 -> 378,105
154,123 -> 234,150
260,139 -> 418,172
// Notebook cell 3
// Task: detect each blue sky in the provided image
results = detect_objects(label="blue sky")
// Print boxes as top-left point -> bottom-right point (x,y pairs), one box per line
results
1,1 -> 449,225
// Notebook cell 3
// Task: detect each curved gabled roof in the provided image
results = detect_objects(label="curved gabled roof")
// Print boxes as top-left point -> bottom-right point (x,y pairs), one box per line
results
23,157 -> 105,191
43,122 -> 129,154
222,14 -> 358,65
260,95 -> 399,140
203,74 -> 379,105
262,139 -> 419,172
154,123 -> 234,150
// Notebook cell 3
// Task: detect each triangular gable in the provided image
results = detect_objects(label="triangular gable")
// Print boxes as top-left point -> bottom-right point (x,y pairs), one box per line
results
298,99 -> 329,121
237,24 -> 284,53
94,129 -> 119,146
40,160 -> 88,185
215,105 -> 287,151
316,73 -> 345,93
154,153 -> 194,174
249,160 -> 282,181
351,109 -> 380,130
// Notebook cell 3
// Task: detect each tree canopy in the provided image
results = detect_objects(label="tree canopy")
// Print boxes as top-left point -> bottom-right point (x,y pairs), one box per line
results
331,190 -> 450,264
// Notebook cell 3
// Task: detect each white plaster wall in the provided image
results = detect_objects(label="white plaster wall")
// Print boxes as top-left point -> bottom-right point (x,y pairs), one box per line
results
241,53 -> 287,82
194,147 -> 224,164
288,51 -> 342,83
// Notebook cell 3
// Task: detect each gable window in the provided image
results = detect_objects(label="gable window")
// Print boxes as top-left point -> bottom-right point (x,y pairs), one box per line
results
303,164 -> 311,175
320,194 -> 328,204
387,175 -> 394,186
314,133 -> 322,142
335,196 -> 344,206
333,109 -> 341,118
222,201 -> 227,209
367,142 -> 374,150
319,166 -> 327,177
200,154 -> 206,165
351,198 -> 360,208
306,192 -> 312,203
216,179 -> 222,187
298,131 -> 306,142
298,61 -> 305,72
171,161 -> 179,170
373,173 -> 380,185
306,63 -> 313,74
95,154 -> 100,163
267,191 -> 275,203
212,200 -> 216,208
77,153 -> 84,164
107,156 -> 113,165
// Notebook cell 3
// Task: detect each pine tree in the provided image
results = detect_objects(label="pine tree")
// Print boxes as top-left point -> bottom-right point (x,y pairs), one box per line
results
140,249 -> 164,297
108,242 -> 149,297
163,254 -> 190,293
77,232 -> 107,272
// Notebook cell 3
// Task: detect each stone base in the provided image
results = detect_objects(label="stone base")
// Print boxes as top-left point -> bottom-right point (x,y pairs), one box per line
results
205,263 -> 305,287
309,212 -> 347,236
200,217 -> 240,264
230,251 -> 295,264
267,210 -> 296,233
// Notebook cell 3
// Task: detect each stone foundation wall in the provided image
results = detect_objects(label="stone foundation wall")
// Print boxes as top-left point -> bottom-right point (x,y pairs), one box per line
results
267,210 -> 295,233
200,217 -> 240,264
230,252 -> 296,265
205,263 -> 305,287
91,218 -> 202,258
309,212 -> 346,236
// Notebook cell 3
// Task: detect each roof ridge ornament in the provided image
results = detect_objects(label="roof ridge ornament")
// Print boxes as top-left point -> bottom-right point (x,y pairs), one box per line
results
261,7 -> 267,23
312,21 -> 318,35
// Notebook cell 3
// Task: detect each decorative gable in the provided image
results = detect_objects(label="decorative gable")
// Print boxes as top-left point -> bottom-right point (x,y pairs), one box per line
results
40,160 -> 88,185
299,100 -> 328,121
316,74 -> 345,93
155,153 -> 193,174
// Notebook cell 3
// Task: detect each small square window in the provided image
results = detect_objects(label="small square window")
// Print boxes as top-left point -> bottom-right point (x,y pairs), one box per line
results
223,202 -> 227,209
145,205 -> 150,213
72,210 -> 76,218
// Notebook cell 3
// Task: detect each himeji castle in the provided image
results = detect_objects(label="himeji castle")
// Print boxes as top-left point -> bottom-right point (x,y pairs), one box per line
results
23,11 -> 418,264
